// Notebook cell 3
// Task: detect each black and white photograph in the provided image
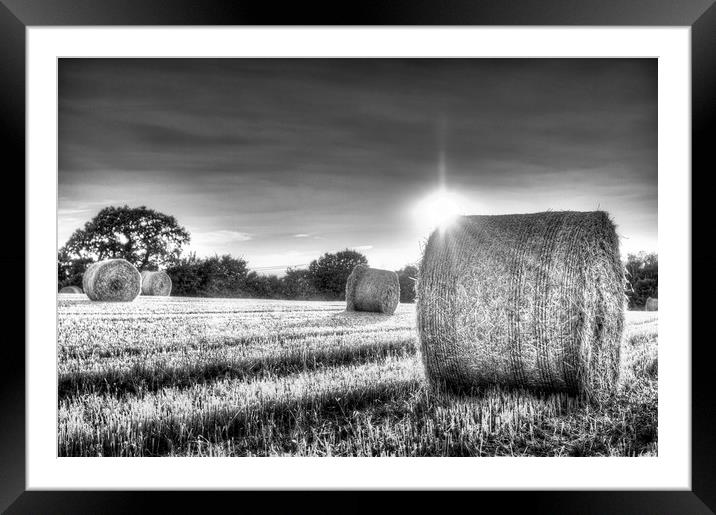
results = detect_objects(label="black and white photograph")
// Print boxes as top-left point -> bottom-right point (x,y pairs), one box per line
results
56,57 -> 658,458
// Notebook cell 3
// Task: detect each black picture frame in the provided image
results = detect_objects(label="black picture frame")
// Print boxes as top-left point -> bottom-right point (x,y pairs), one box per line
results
2,1 -> 712,512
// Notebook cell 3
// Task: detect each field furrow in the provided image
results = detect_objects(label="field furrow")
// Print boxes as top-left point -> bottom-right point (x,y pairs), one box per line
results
59,333 -> 417,396
57,297 -> 658,457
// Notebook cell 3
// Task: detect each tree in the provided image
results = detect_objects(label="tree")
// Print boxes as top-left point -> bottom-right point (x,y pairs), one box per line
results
624,252 -> 658,309
200,254 -> 250,295
244,272 -> 283,299
166,253 -> 249,297
60,205 -> 190,272
282,267 -> 319,300
57,248 -> 93,290
396,265 -> 419,303
308,249 -> 368,299
166,253 -> 204,296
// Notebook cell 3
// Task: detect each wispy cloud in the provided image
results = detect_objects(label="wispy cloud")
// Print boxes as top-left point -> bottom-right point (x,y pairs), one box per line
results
185,230 -> 254,259
58,208 -> 91,216
193,230 -> 253,243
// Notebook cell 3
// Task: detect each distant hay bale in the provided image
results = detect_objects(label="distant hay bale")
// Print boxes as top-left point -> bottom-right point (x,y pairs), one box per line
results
645,297 -> 658,311
59,285 -> 83,294
141,270 -> 172,296
82,259 -> 141,302
345,265 -> 400,315
417,211 -> 626,399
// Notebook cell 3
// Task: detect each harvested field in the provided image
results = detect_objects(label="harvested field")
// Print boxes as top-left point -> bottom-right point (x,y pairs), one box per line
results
57,296 -> 657,457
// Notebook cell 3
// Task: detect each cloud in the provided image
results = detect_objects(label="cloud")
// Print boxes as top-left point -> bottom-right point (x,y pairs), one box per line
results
58,59 -> 657,266
58,208 -> 91,216
185,230 -> 254,258
193,230 -> 253,244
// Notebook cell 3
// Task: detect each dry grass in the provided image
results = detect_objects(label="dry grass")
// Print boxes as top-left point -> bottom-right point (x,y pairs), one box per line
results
345,265 -> 400,315
417,211 -> 625,399
57,297 -> 657,457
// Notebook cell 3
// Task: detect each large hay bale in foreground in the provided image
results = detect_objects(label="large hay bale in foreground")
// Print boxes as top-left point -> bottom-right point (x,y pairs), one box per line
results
346,265 -> 400,315
141,270 -> 172,296
59,285 -> 83,294
417,211 -> 626,398
645,297 -> 658,311
82,259 -> 141,302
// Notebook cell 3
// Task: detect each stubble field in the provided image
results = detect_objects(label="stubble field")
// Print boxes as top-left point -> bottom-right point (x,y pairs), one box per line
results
57,295 -> 658,457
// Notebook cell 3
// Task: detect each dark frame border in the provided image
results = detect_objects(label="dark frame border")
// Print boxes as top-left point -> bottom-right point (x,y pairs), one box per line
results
3,1 -> 713,513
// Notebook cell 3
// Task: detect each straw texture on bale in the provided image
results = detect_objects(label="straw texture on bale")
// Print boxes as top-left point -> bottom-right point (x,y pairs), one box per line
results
417,211 -> 626,399
59,285 -> 83,294
645,297 -> 658,311
345,265 -> 400,315
82,259 -> 141,302
141,270 -> 172,296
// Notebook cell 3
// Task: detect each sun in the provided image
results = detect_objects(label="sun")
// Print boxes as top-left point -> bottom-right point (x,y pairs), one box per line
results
413,188 -> 464,232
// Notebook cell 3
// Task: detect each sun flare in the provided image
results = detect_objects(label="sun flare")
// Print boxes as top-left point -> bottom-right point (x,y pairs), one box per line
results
413,188 -> 464,233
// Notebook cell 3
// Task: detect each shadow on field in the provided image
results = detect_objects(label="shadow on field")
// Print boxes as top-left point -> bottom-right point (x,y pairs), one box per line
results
265,310 -> 409,332
58,374 -> 658,458
331,309 -> 405,323
61,326 -> 413,360
58,323 -> 658,458
58,376 -> 425,457
58,337 -> 418,398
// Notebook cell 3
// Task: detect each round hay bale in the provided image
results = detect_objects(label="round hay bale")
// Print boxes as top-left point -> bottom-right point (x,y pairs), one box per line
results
82,259 -> 141,302
345,265 -> 400,315
645,297 -> 658,311
417,211 -> 626,399
59,285 -> 83,294
141,270 -> 172,296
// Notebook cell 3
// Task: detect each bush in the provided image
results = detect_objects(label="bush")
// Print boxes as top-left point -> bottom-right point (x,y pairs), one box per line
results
201,254 -> 250,296
167,253 -> 249,297
167,252 -> 354,301
166,254 -> 203,296
625,252 -> 658,309
308,250 -> 368,300
396,265 -> 418,303
58,249 -> 93,290
244,272 -> 284,299
282,267 -> 320,300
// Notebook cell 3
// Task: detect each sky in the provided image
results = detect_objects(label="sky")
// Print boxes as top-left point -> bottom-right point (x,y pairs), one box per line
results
58,58 -> 657,274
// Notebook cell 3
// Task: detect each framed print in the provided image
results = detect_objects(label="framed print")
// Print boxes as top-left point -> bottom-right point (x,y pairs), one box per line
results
3,0 -> 713,512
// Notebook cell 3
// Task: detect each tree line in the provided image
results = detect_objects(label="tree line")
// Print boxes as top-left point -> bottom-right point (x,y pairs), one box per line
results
624,251 -> 658,309
58,205 -> 418,302
164,251 -> 418,301
57,205 -> 656,306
